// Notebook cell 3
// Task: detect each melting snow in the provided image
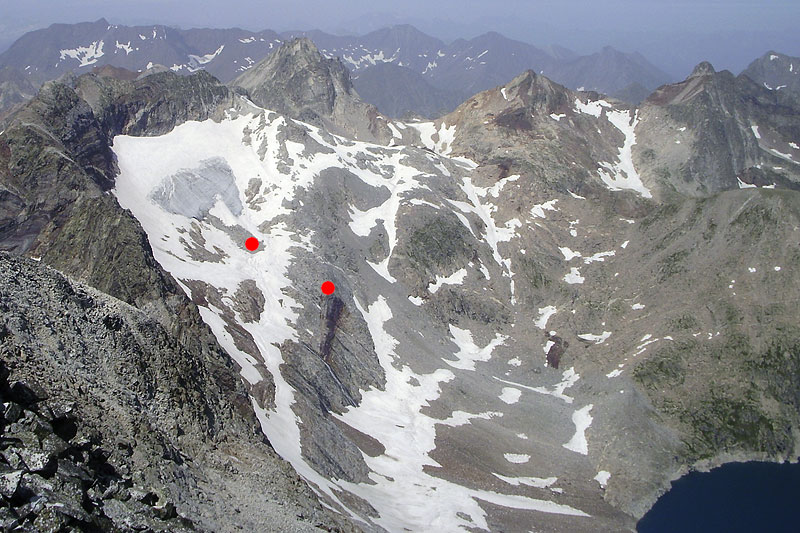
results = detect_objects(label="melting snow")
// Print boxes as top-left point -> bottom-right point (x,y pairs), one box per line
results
495,368 -> 579,404
631,303 -> 645,310
408,198 -> 440,209
770,148 -> 796,162
560,247 -> 581,261
578,332 -> 612,344
574,98 -> 611,118
563,267 -> 585,284
583,250 -> 615,264
412,121 -> 457,155
59,41 -> 105,67
115,41 -> 133,55
113,104 -> 593,529
494,474 -> 557,489
499,387 -> 522,405
594,471 -> 611,488
530,199 -> 559,219
563,405 -> 593,455
504,453 -> 530,464
535,306 -> 557,329
751,125 -> 761,139
428,268 -> 468,294
444,326 -> 506,371
598,110 -> 652,198
478,174 -> 520,199
448,177 -> 519,299
188,45 -> 225,71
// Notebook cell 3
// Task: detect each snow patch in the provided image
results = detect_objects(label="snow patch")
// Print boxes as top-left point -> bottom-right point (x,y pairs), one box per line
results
535,306 -> 557,329
574,98 -> 611,118
59,41 -> 105,67
583,250 -> 615,264
494,473 -> 557,489
499,387 -> 522,405
428,268 -> 468,294
597,110 -> 652,198
563,405 -> 593,455
594,471 -> 611,488
187,45 -> 224,71
559,247 -> 581,261
444,325 -> 506,371
495,368 -> 579,404
531,199 -> 558,219
563,267 -> 585,284
578,331 -> 612,344
115,41 -> 133,55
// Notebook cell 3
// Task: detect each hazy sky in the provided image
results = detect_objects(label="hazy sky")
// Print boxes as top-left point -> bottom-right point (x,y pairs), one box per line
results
1,0 -> 798,76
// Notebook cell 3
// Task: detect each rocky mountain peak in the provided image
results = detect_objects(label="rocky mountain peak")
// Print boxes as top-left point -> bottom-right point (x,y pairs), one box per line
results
234,37 -> 353,111
283,37 -> 349,84
230,37 -> 391,142
500,69 -> 573,116
690,61 -> 716,78
741,50 -> 800,97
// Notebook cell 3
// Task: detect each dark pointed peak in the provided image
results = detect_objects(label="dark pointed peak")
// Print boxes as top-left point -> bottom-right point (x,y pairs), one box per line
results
500,69 -> 571,114
690,61 -> 716,78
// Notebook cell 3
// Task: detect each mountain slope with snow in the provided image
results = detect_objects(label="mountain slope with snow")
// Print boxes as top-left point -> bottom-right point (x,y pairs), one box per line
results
2,39 -> 800,533
107,58 -> 800,531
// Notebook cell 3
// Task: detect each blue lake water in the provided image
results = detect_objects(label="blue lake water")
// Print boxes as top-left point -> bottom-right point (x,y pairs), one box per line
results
637,461 -> 800,533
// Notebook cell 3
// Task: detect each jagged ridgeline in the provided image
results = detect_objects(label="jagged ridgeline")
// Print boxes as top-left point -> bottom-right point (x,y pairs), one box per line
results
1,37 -> 799,533
0,19 -> 675,123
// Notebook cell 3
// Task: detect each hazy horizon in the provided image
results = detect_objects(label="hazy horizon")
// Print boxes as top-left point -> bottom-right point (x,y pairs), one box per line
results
1,0 -> 798,78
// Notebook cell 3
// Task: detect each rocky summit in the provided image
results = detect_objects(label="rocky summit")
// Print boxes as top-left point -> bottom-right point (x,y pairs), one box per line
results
0,35 -> 799,533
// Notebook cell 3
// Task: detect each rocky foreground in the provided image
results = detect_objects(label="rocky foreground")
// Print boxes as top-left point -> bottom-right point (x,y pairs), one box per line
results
0,253 -> 355,532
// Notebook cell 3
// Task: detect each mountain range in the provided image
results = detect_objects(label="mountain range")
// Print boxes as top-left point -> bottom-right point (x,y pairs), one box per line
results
0,19 -> 674,120
1,27 -> 799,533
